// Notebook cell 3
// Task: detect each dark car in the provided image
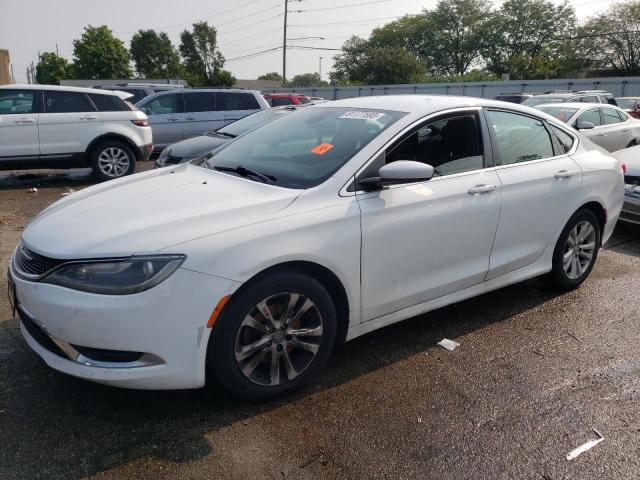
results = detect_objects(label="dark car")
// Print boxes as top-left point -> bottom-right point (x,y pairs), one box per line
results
616,97 -> 640,119
494,93 -> 535,104
155,106 -> 298,167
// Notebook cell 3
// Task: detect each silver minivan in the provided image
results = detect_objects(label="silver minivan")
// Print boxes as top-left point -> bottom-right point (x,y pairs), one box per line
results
136,89 -> 269,151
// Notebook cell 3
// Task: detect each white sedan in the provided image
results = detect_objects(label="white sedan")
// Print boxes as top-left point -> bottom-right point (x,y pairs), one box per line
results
534,102 -> 640,152
8,96 -> 624,400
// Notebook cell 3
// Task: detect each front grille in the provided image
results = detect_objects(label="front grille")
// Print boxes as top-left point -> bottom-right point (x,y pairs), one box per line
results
19,309 -> 66,358
164,154 -> 183,165
13,242 -> 66,277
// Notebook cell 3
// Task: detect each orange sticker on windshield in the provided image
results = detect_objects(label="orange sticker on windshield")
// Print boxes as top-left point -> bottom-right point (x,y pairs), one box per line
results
311,143 -> 334,155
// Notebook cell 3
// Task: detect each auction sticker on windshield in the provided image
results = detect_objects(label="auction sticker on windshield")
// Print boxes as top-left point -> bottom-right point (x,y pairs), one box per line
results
311,143 -> 334,155
340,111 -> 386,120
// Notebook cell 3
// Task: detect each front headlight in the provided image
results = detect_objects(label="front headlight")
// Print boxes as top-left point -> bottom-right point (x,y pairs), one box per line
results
41,255 -> 185,295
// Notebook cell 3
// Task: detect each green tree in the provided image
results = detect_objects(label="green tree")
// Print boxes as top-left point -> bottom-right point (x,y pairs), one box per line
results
35,52 -> 70,84
130,29 -> 181,78
258,72 -> 283,81
579,0 -> 640,76
290,72 -> 327,86
481,0 -> 577,79
179,21 -> 226,86
72,25 -> 132,79
330,36 -> 426,85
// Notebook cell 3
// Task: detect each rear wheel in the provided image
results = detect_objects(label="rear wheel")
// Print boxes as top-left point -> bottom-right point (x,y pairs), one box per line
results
90,141 -> 136,181
549,209 -> 600,290
210,271 -> 337,400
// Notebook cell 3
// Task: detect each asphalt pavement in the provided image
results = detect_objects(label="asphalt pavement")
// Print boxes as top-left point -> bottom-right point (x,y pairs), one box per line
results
1,165 -> 640,479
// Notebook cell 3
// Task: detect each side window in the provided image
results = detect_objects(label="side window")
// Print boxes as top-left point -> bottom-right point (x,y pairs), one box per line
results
272,97 -> 293,106
0,90 -> 36,114
184,92 -> 215,113
140,94 -> 178,115
605,96 -> 617,106
568,97 -> 580,102
616,109 -> 629,122
549,125 -> 575,154
486,110 -> 554,165
602,107 -> 622,125
43,91 -> 93,113
576,108 -> 601,127
580,96 -> 599,103
89,94 -> 128,112
222,92 -> 260,110
385,113 -> 484,177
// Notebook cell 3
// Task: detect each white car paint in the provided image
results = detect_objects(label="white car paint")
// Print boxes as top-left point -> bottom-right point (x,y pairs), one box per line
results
9,95 -> 624,390
535,102 -> 640,152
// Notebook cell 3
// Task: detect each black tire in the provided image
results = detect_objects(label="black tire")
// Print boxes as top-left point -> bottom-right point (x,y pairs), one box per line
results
548,208 -> 601,291
90,140 -> 136,181
209,270 -> 337,401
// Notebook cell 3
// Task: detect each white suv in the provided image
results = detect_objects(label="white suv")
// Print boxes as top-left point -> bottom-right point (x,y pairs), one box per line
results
0,84 -> 152,180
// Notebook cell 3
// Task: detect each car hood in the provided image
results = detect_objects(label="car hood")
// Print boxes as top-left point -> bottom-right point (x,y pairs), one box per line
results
22,164 -> 301,258
166,134 -> 229,159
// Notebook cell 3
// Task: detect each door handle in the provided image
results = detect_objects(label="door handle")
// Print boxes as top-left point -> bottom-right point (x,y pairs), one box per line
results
596,132 -> 606,136
184,116 -> 196,121
167,117 -> 179,122
554,170 -> 575,179
468,184 -> 496,195
79,115 -> 97,120
623,127 -> 629,132
15,118 -> 36,124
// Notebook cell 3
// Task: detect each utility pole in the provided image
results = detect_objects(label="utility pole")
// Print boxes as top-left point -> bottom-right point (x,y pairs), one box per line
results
56,43 -> 59,56
282,0 -> 288,87
319,57 -> 323,81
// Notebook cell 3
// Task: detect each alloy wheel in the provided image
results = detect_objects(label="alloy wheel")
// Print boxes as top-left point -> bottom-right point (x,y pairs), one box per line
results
97,147 -> 131,178
234,292 -> 323,386
563,220 -> 596,280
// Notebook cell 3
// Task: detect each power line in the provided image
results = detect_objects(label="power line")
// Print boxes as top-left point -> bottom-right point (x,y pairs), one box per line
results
226,46 -> 283,62
290,0 -> 391,13
289,16 -> 401,27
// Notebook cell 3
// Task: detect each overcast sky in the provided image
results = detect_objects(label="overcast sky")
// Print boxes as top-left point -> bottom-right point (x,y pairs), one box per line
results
0,0 -> 619,84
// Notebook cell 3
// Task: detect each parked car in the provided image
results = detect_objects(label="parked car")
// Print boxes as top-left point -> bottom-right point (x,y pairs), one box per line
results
156,105 -> 301,168
263,92 -> 311,106
523,90 -> 618,107
534,103 -> 640,152
136,89 -> 269,151
93,84 -> 186,104
8,95 -> 623,400
0,84 -> 152,180
494,93 -> 535,104
615,97 -> 640,119
611,145 -> 640,224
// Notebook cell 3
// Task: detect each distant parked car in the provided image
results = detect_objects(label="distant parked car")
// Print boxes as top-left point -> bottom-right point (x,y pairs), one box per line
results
0,84 -> 152,180
263,92 -> 311,106
616,97 -> 640,119
534,103 -> 640,152
494,93 -> 535,104
156,106 -> 300,167
136,89 -> 269,151
93,84 -> 186,104
524,90 -> 618,107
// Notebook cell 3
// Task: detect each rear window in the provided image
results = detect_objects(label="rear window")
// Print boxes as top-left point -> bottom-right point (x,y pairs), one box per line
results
523,97 -> 565,106
221,92 -> 260,111
298,97 -> 311,104
89,94 -> 129,112
617,99 -> 637,109
270,97 -> 293,107
536,106 -> 579,124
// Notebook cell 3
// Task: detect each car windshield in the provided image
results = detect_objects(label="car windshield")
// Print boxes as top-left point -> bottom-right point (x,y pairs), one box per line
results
523,96 -> 566,106
214,109 -> 289,138
617,98 -> 637,109
195,107 -> 405,189
536,106 -> 579,123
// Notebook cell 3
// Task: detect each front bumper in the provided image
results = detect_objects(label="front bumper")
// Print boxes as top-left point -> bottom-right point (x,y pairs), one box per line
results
9,260 -> 240,389
620,185 -> 640,224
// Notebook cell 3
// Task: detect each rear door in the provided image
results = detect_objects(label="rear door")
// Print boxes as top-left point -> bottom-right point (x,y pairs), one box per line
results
137,92 -> 182,148
485,109 -> 583,279
0,89 -> 39,160
38,90 -> 103,157
182,91 -> 223,138
600,106 -> 631,151
221,92 -> 262,125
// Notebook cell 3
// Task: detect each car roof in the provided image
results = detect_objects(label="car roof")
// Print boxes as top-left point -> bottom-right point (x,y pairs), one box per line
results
1,83 -> 124,97
138,88 -> 261,104
537,102 -> 617,109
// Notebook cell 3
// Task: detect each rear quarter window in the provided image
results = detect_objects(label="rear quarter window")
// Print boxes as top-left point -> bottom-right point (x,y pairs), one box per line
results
222,92 -> 261,111
89,94 -> 129,112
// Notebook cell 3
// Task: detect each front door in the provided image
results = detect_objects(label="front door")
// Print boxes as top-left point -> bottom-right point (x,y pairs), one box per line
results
358,110 -> 502,321
0,89 -> 39,160
485,109 -> 583,280
139,92 -> 183,148
599,106 -> 631,151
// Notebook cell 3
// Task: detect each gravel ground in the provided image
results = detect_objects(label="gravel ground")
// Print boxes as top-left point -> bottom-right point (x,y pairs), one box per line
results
1,165 -> 640,480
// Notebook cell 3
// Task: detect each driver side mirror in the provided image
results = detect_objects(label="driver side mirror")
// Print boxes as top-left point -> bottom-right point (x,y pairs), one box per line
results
577,121 -> 595,130
358,161 -> 434,191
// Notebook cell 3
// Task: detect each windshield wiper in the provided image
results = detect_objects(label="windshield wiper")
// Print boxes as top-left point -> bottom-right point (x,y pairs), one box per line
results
212,131 -> 236,138
214,165 -> 277,184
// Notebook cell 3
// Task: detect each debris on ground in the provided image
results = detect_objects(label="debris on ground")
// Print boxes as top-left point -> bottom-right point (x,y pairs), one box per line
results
437,338 -> 460,351
60,188 -> 76,196
566,429 -> 604,460
26,187 -> 38,193
566,330 -> 582,343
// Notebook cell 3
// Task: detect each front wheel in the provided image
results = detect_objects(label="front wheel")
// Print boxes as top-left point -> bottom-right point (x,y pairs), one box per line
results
209,271 -> 337,401
549,209 -> 601,290
90,141 -> 136,181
